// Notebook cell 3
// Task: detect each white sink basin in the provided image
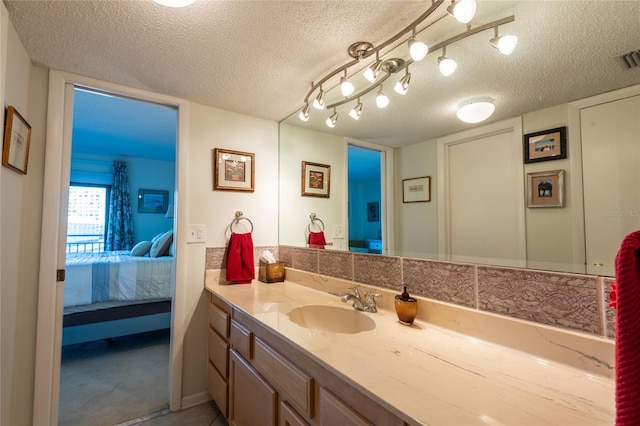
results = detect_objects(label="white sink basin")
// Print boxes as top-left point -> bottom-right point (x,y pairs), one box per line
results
287,305 -> 376,334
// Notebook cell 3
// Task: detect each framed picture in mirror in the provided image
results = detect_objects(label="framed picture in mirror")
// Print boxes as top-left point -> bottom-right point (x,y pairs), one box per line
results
213,148 -> 255,192
403,176 -> 431,203
523,127 -> 567,164
527,170 -> 564,208
138,189 -> 169,213
2,106 -> 32,175
301,161 -> 330,197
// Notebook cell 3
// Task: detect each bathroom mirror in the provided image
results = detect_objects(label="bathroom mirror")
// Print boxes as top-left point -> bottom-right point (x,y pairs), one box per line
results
278,1 -> 640,276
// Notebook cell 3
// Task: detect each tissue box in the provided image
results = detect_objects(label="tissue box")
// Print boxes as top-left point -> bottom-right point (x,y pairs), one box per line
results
258,261 -> 285,283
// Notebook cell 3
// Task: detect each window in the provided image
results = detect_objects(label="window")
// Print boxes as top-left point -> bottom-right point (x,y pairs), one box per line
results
66,184 -> 110,253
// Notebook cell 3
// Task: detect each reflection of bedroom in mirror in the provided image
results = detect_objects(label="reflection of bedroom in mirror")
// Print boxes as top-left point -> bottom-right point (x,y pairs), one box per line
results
60,87 -> 177,425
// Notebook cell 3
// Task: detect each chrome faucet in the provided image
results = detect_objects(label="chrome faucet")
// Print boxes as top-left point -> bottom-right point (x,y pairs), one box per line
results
341,286 -> 381,313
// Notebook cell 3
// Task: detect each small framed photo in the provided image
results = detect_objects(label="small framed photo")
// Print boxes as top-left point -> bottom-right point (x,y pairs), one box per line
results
213,148 -> 255,192
402,176 -> 431,203
2,106 -> 32,175
367,201 -> 379,222
301,161 -> 330,198
523,127 -> 567,164
527,170 -> 564,208
138,189 -> 169,213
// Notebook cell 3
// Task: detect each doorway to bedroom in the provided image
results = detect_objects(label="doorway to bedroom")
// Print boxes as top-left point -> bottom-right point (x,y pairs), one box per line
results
58,87 -> 177,426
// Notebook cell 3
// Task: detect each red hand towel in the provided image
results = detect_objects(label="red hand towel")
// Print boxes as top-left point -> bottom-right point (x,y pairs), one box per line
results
226,232 -> 255,284
614,230 -> 640,425
308,231 -> 326,249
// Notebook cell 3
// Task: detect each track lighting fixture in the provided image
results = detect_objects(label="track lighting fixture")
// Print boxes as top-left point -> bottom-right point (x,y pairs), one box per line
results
456,97 -> 495,123
489,26 -> 518,55
298,103 -> 310,121
325,108 -> 338,128
313,86 -> 325,110
447,0 -> 476,24
394,68 -> 411,95
408,28 -> 428,62
438,46 -> 457,76
340,70 -> 355,97
349,99 -> 363,120
298,2 -> 516,126
364,51 -> 383,83
376,85 -> 390,108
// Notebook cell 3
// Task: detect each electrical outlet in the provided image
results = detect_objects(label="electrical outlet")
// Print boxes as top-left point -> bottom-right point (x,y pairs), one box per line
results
333,225 -> 345,239
187,224 -> 206,243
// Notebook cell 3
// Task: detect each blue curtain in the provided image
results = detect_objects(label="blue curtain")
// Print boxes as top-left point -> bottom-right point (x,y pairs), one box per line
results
106,160 -> 135,251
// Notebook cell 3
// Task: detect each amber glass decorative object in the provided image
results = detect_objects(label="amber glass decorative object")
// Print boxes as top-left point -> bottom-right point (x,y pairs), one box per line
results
394,286 -> 418,325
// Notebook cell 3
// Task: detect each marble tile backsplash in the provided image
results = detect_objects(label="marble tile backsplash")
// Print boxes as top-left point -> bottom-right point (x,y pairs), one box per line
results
271,246 -> 616,339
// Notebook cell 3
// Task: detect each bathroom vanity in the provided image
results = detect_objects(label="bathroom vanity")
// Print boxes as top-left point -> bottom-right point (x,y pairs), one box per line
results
205,269 -> 614,425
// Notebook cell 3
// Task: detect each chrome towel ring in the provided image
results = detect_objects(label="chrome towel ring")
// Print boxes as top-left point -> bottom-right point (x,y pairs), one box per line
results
230,211 -> 254,233
308,212 -> 325,232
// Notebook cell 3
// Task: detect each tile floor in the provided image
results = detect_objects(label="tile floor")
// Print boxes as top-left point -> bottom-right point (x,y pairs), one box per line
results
119,401 -> 228,426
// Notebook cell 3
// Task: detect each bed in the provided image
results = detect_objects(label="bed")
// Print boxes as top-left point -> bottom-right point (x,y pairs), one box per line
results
62,250 -> 174,345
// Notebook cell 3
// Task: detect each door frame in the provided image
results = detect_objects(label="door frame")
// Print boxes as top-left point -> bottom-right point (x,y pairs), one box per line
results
33,70 -> 189,425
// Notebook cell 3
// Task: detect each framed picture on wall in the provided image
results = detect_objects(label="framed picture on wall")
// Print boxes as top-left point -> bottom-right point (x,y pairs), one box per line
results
367,202 -> 379,222
301,161 -> 330,197
2,106 -> 32,175
213,148 -> 255,192
523,127 -> 567,164
527,170 -> 564,208
402,176 -> 431,203
138,189 -> 169,213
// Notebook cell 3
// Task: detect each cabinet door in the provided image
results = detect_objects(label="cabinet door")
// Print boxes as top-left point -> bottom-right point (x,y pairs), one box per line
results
280,401 -> 308,426
319,387 -> 372,426
229,349 -> 277,426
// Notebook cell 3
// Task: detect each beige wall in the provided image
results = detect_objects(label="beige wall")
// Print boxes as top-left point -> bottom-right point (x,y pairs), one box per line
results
1,9 -> 49,425
279,123 -> 347,250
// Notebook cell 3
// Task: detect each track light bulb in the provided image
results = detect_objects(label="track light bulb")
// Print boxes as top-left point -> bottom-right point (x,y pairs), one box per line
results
394,70 -> 411,95
313,88 -> 325,110
447,0 -> 476,24
364,56 -> 382,83
438,56 -> 457,76
490,34 -> 518,55
325,109 -> 338,128
376,86 -> 389,108
349,101 -> 362,120
298,103 -> 310,121
340,75 -> 355,97
408,37 -> 428,62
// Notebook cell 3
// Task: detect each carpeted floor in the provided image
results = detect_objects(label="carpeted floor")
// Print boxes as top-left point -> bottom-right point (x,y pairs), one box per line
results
58,329 -> 170,426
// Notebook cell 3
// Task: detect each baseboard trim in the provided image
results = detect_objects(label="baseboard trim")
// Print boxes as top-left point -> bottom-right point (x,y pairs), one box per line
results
181,391 -> 211,410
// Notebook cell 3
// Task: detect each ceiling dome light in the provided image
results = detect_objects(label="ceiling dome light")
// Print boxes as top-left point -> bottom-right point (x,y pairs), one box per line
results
447,0 -> 476,24
376,86 -> 390,108
325,108 -> 338,128
312,87 -> 325,110
490,34 -> 518,55
340,72 -> 355,97
349,99 -> 363,120
456,97 -> 495,123
152,0 -> 197,7
394,68 -> 411,95
298,103 -> 310,121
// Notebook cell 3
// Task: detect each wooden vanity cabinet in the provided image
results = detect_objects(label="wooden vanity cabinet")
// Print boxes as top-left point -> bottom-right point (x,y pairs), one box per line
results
208,295 -> 407,426
207,294 -> 231,417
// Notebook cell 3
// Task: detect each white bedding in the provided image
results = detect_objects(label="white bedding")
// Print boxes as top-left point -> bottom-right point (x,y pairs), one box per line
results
64,251 -> 174,307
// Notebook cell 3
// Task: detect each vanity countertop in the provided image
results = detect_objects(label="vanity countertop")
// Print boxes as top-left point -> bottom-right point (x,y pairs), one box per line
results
205,272 -> 614,425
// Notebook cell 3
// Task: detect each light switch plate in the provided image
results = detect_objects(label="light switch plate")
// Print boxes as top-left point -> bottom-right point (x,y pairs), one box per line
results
333,225 -> 345,239
187,224 -> 206,243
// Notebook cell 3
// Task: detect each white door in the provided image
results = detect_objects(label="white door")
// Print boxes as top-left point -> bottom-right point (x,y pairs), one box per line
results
438,118 -> 526,263
582,94 -> 640,276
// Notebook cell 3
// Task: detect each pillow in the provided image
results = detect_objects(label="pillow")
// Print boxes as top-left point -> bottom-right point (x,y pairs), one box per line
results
166,241 -> 175,256
150,230 -> 173,258
151,232 -> 164,244
130,241 -> 152,257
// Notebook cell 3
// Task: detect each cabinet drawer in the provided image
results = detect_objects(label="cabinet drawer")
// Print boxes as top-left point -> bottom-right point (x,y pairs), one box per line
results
208,326 -> 229,378
209,302 -> 230,338
254,338 -> 314,418
280,400 -> 309,426
230,319 -> 253,360
208,361 -> 228,418
319,387 -> 372,426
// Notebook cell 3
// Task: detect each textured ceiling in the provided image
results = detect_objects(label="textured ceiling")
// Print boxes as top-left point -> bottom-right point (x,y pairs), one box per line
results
4,0 -> 640,148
